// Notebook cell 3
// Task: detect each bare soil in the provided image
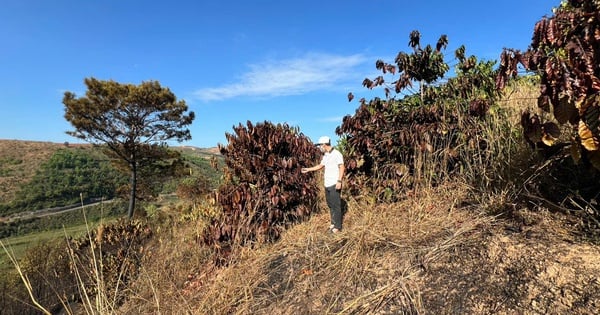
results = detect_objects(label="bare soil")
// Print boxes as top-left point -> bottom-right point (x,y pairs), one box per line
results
419,208 -> 600,314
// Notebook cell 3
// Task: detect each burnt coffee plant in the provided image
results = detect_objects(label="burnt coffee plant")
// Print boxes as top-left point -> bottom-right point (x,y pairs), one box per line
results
496,0 -> 600,230
68,220 -> 153,308
338,31 -> 503,201
203,121 -> 320,252
497,0 -> 600,168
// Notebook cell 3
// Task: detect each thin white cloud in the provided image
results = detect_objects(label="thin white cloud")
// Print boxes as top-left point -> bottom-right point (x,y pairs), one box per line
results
193,53 -> 369,102
318,116 -> 344,123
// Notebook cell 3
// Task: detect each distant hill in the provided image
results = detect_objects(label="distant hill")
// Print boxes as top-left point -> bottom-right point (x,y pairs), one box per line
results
0,139 -> 220,207
0,140 -> 66,203
173,145 -> 221,159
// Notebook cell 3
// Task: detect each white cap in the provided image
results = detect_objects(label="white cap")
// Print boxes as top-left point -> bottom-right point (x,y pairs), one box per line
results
317,136 -> 331,145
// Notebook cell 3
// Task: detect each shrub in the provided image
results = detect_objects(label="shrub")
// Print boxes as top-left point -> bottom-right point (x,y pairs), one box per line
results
337,31 -> 510,202
203,121 -> 320,257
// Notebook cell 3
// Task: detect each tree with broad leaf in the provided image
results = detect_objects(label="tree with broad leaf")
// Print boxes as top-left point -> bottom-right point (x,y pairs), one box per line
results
63,77 -> 195,218
363,30 -> 449,102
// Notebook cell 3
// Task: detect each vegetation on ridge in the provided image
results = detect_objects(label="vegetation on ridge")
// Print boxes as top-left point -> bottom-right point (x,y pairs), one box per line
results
2,1 -> 600,314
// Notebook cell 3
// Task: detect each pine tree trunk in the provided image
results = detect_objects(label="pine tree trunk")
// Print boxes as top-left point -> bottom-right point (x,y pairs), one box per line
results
127,164 -> 137,219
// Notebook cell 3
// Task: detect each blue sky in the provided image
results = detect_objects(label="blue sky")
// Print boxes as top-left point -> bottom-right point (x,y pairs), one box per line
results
1,0 -> 555,148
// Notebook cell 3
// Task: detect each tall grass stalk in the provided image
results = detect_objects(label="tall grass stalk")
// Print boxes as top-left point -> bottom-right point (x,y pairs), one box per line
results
0,240 -> 52,315
64,193 -> 139,314
62,193 -> 109,314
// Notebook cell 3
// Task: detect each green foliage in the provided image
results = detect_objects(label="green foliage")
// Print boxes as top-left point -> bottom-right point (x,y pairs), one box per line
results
180,153 -> 223,188
0,148 -> 127,216
108,144 -> 188,204
63,78 -> 196,218
0,157 -> 23,176
176,174 -> 213,203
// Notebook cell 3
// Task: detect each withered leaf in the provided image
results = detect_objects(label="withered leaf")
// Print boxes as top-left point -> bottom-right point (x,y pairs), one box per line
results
578,120 -> 599,151
588,150 -> 600,171
541,122 -> 560,146
554,94 -> 578,124
538,95 -> 550,112
570,137 -> 582,165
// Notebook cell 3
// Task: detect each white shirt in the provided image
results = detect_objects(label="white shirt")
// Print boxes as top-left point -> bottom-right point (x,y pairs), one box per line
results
320,148 -> 344,187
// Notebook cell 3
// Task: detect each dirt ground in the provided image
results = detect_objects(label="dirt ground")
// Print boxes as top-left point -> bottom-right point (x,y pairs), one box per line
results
419,207 -> 600,315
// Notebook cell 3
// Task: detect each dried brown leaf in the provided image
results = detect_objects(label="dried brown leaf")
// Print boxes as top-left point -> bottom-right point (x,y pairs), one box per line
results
578,120 -> 600,151
541,122 -> 561,146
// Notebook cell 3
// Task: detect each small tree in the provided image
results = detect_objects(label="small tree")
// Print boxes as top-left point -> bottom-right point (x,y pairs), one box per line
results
63,78 -> 195,218
339,31 -> 503,201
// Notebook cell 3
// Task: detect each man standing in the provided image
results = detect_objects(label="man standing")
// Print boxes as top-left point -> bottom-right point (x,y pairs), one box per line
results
301,136 -> 345,233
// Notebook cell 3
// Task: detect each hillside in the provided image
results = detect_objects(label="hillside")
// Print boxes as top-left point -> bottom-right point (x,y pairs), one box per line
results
3,87 -> 600,313
0,140 -> 65,203
0,139 -> 220,207
113,183 -> 600,314
116,79 -> 600,313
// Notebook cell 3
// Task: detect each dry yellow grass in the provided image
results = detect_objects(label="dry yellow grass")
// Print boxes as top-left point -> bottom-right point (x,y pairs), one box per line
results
119,182 -> 498,314
113,177 -> 600,315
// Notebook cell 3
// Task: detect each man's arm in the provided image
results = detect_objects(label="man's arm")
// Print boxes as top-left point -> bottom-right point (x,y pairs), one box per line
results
301,164 -> 324,173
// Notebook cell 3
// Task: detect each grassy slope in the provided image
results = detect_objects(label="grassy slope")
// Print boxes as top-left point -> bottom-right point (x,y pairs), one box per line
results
0,141 -> 221,212
121,183 -> 600,315
115,81 -> 600,314
4,81 -> 600,313
0,221 -> 99,271
0,141 -> 220,265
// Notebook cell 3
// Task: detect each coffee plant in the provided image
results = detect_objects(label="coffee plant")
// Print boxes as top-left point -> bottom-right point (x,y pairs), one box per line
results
495,0 -> 600,233
338,31 -> 503,201
68,220 -> 152,308
496,0 -> 600,169
203,121 -> 320,252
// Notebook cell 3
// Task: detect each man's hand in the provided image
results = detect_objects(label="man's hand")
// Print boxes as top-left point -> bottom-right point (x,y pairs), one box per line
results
301,168 -> 309,173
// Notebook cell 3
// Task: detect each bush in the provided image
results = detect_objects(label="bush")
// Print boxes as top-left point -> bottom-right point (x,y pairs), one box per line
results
337,32 -> 513,202
203,121 -> 320,257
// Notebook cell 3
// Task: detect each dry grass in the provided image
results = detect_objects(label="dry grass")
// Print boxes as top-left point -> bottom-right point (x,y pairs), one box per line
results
120,182 -> 497,314
116,180 -> 600,314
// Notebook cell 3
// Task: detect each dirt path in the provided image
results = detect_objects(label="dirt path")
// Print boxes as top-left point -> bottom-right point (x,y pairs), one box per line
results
0,199 -> 114,223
